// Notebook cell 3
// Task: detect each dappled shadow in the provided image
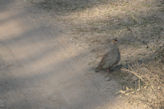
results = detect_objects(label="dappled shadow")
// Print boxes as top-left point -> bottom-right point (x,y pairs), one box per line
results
1,0 -> 163,108
70,0 -> 164,65
0,25 -> 60,46
60,0 -> 164,97
0,10 -> 29,26
0,50 -> 88,94
0,39 -> 121,109
33,0 -> 109,15
0,1 -> 123,109
0,0 -> 15,12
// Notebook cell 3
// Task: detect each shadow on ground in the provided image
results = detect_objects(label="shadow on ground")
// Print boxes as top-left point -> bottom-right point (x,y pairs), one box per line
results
0,0 -> 123,109
33,0 -> 109,15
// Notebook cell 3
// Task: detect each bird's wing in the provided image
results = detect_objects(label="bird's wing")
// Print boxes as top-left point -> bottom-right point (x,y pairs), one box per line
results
101,50 -> 120,69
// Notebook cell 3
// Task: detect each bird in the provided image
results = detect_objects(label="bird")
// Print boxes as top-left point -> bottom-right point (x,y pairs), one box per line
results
95,38 -> 120,72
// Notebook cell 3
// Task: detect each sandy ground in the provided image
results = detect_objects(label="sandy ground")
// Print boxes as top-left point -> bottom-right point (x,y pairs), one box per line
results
0,0 -> 126,109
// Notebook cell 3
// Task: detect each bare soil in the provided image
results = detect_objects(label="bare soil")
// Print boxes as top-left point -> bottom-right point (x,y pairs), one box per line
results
0,0 -> 163,109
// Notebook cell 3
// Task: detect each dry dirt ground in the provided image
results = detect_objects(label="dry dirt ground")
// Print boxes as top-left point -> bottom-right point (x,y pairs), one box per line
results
0,0 -> 163,109
0,0 -> 127,109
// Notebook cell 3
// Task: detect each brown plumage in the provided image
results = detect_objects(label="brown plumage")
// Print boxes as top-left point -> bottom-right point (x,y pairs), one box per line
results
95,39 -> 120,72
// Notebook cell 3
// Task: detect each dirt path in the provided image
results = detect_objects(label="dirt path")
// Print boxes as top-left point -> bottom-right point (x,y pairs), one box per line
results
0,0 -> 125,109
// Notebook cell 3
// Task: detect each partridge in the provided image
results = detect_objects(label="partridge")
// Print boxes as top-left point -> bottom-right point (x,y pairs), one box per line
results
95,39 -> 120,72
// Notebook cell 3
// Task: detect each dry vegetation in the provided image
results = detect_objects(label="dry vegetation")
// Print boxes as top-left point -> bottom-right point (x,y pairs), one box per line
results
47,0 -> 164,67
33,0 -> 164,108
120,57 -> 164,109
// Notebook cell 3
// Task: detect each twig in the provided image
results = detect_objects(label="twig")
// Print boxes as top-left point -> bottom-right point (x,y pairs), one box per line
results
121,68 -> 144,81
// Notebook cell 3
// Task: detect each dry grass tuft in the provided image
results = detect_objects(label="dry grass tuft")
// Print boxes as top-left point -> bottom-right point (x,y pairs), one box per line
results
120,57 -> 164,109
